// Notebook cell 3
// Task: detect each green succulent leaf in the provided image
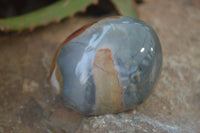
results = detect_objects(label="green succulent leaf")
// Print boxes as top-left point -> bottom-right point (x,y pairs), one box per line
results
111,0 -> 138,18
0,0 -> 94,31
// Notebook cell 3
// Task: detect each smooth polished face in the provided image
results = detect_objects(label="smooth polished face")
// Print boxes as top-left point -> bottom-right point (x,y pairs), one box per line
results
50,16 -> 162,115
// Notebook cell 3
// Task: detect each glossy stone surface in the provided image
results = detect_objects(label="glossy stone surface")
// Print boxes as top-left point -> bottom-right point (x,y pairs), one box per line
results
50,16 -> 162,115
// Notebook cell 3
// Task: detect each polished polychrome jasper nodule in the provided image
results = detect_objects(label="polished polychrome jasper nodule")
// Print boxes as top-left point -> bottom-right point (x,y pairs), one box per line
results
50,16 -> 162,115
